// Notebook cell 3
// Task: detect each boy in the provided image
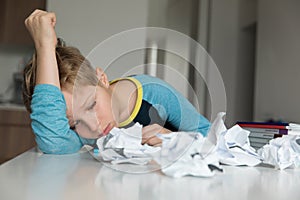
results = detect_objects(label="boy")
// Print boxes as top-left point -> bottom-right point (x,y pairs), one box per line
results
23,10 -> 210,154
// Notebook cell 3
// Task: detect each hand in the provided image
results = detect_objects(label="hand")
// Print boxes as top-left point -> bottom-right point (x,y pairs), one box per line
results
142,124 -> 171,146
24,9 -> 57,50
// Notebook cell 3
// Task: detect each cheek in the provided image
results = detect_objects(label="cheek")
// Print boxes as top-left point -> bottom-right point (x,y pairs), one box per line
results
75,124 -> 99,139
76,130 -> 89,138
73,125 -> 87,138
95,94 -> 112,120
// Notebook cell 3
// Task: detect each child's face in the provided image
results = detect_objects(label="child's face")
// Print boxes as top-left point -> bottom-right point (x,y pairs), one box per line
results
63,84 -> 117,139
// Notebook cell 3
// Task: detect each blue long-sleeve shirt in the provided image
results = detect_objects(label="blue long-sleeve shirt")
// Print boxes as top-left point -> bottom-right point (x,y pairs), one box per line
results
30,74 -> 210,154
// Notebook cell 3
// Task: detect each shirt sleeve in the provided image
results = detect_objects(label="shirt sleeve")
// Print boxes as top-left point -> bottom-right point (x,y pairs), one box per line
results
30,84 -> 94,154
169,90 -> 211,136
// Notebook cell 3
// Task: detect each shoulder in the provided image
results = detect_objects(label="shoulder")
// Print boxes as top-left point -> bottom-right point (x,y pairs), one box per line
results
131,75 -> 183,105
131,74 -> 164,83
131,74 -> 174,91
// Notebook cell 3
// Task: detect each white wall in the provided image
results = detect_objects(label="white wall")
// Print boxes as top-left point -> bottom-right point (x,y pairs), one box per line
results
208,0 -> 257,126
207,0 -> 238,126
146,0 -> 206,115
254,0 -> 300,123
47,0 -> 149,79
162,0 -> 195,99
146,0 -> 194,99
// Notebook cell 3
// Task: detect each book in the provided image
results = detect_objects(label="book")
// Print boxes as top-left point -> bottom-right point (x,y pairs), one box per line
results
242,127 -> 288,135
241,126 -> 300,136
249,137 -> 272,144
237,121 -> 300,131
248,132 -> 276,139
237,123 -> 288,130
236,121 -> 300,149
249,141 -> 266,150
236,121 -> 288,149
248,136 -> 282,150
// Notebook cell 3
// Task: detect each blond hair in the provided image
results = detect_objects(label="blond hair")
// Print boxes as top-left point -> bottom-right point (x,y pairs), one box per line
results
23,41 -> 98,113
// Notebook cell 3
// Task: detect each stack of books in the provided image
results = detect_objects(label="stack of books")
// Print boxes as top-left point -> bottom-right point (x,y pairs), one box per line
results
236,121 -> 300,150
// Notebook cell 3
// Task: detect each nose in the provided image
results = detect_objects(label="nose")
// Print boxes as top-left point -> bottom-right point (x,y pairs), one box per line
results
83,112 -> 101,133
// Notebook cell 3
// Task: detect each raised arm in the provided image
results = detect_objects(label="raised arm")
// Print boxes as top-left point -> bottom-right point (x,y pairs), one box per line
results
24,10 -> 90,154
25,9 -> 60,88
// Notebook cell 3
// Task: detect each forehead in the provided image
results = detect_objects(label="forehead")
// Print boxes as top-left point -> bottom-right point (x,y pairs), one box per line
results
62,85 -> 97,117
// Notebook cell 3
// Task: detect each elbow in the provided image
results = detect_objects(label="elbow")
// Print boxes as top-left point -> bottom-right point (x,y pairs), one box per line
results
33,130 -> 82,155
31,117 -> 83,154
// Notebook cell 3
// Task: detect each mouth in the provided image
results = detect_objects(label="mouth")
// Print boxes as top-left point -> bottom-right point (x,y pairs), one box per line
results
103,123 -> 113,136
97,123 -> 114,138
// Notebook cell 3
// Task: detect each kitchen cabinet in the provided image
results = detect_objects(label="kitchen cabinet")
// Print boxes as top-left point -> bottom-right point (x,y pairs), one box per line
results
0,108 -> 36,164
0,0 -> 46,45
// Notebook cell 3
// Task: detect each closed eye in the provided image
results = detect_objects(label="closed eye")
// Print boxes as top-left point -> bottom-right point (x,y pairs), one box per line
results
88,101 -> 96,110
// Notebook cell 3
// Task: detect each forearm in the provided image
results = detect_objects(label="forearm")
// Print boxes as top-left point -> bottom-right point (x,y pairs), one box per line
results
31,84 -> 83,154
36,47 -> 60,89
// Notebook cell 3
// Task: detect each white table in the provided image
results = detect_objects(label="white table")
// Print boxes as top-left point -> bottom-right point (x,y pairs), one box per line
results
1,147 -> 300,200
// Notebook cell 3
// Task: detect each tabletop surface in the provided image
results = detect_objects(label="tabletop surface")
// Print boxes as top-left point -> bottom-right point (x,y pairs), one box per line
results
1,147 -> 300,200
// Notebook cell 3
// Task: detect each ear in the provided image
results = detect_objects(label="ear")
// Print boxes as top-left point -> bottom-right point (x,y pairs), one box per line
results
96,67 -> 109,88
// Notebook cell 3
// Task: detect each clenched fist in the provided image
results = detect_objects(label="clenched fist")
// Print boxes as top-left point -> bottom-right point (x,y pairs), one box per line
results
25,9 -> 57,50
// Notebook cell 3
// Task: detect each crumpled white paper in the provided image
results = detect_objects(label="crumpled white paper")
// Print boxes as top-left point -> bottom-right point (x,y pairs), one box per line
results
258,135 -> 300,169
95,112 -> 262,177
216,124 -> 262,166
201,112 -> 261,167
154,132 -> 221,178
153,112 -> 226,178
96,123 -> 160,165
